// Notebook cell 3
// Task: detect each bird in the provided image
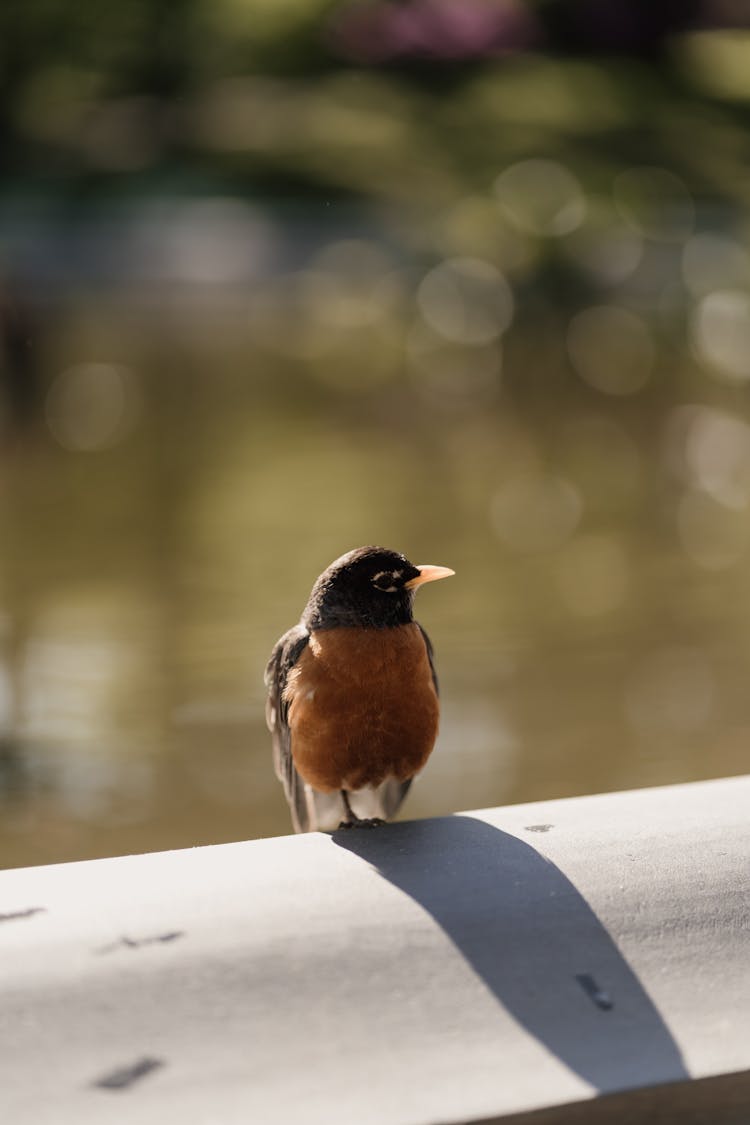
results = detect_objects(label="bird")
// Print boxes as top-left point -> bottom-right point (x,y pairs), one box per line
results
264,545 -> 454,833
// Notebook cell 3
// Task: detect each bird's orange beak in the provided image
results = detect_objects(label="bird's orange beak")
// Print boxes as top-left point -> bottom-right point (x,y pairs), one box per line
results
404,564 -> 455,589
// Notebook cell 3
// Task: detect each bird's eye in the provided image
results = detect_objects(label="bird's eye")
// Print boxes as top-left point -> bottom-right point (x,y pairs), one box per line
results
372,570 -> 402,592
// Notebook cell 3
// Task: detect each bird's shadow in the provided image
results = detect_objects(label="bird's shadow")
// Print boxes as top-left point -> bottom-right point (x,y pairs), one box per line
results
332,815 -> 688,1094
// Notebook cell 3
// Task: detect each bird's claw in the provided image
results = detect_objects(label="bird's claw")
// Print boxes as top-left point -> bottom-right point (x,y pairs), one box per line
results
337,816 -> 385,830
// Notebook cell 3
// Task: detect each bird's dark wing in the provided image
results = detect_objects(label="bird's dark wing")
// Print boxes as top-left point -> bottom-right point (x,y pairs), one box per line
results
264,623 -> 311,833
418,623 -> 439,696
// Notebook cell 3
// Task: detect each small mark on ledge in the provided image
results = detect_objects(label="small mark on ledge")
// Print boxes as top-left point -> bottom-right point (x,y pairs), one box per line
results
576,973 -> 614,1011
95,931 -> 184,955
92,1057 -> 164,1090
0,907 -> 46,923
524,824 -> 553,834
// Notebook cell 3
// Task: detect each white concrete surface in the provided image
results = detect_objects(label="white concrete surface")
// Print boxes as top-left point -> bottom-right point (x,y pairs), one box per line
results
0,775 -> 748,1124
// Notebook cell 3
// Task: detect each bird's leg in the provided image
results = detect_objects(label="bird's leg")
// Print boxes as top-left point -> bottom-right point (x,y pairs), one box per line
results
338,789 -> 384,830
340,788 -> 356,822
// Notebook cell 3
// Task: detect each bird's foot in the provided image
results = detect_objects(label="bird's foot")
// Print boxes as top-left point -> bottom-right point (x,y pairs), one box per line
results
337,816 -> 385,830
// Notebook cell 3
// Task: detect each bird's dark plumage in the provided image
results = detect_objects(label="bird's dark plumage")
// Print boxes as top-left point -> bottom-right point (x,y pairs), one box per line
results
264,546 -> 453,833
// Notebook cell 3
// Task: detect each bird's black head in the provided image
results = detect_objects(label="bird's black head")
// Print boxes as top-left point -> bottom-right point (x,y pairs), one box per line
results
302,546 -> 454,630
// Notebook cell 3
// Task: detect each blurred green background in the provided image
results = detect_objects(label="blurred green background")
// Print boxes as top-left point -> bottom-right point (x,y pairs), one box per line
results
2,1 -> 750,868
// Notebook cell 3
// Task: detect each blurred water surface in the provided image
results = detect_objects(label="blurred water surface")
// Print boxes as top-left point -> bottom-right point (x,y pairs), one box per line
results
2,193 -> 750,870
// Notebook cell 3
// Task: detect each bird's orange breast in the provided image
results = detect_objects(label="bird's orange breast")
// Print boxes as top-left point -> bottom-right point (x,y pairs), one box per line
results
284,623 -> 439,793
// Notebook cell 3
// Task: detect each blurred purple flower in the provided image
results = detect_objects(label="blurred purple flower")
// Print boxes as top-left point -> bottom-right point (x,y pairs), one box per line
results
329,0 -> 539,64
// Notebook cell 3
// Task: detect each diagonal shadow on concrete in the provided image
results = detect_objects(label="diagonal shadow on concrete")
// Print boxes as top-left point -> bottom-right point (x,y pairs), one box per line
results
333,815 -> 688,1093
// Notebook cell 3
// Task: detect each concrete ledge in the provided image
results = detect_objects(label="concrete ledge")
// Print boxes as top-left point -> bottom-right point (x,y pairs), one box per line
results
1,775 -> 748,1124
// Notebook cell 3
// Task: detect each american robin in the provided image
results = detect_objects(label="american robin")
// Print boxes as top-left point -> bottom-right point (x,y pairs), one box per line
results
265,545 -> 454,833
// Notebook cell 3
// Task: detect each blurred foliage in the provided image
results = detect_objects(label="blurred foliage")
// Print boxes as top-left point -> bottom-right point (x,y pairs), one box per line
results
0,0 -> 748,198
